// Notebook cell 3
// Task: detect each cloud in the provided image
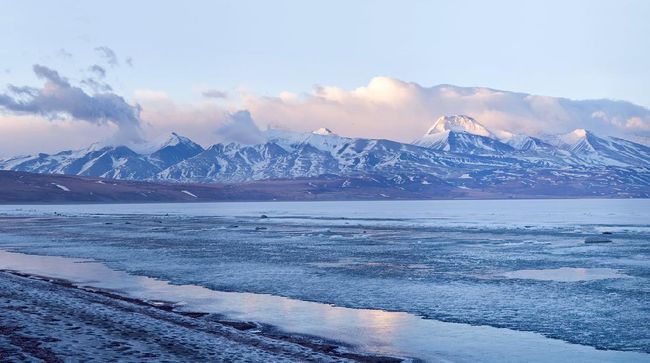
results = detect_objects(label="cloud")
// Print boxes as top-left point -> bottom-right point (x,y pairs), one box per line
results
94,46 -> 119,67
0,114 -> 114,158
202,89 -> 228,99
625,117 -> 649,130
32,64 -> 68,86
242,77 -> 650,141
81,64 -> 112,92
89,64 -> 106,78
80,77 -> 113,93
2,75 -> 650,157
134,91 -> 263,145
214,110 -> 264,144
125,57 -> 133,67
0,64 -> 142,144
134,89 -> 233,146
56,48 -> 73,59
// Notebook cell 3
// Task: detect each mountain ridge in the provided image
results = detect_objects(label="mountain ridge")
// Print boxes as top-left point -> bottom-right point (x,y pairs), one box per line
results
2,117 -> 649,198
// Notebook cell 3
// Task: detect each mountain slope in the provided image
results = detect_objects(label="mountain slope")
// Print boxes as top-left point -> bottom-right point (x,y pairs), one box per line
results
414,115 -> 515,155
149,133 -> 204,169
1,122 -> 649,198
548,129 -> 650,167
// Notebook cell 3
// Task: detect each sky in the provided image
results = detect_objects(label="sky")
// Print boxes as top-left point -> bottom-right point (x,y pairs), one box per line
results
1,0 -> 649,156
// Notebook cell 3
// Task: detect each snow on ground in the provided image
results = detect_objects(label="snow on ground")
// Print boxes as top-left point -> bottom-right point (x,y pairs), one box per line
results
181,190 -> 198,198
51,183 -> 70,191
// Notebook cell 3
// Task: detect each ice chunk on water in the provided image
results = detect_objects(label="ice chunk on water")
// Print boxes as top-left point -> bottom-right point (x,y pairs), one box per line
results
503,267 -> 628,282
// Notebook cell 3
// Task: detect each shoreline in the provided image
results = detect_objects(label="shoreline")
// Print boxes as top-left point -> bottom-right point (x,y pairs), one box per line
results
1,205 -> 649,362
1,249 -> 649,363
0,193 -> 642,206
1,170 -> 646,205
0,269 -> 404,362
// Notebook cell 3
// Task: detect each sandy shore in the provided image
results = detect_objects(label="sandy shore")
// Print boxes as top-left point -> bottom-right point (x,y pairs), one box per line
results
0,271 -> 402,362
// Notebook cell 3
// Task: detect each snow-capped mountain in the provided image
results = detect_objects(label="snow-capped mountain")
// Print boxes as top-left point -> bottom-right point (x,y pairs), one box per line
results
148,132 -> 204,169
62,145 -> 160,179
505,134 -> 555,153
548,128 -> 650,167
414,115 -> 515,155
0,133 -> 201,180
312,127 -> 335,136
2,121 -> 649,197
424,115 -> 496,137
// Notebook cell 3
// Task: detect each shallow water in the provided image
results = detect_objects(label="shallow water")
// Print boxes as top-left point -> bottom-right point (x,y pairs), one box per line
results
0,199 -> 649,361
1,250 -> 648,363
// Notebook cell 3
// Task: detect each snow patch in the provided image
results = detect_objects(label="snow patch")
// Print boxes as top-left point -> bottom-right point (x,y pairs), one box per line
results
181,190 -> 198,198
52,183 -> 70,192
312,127 -> 335,136
425,115 -> 495,138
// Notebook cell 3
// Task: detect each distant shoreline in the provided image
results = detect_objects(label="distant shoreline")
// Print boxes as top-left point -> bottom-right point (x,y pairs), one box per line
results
1,170 -> 645,205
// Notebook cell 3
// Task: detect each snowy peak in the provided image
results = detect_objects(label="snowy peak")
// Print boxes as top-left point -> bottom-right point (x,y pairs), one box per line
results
572,128 -> 588,137
156,132 -> 200,149
558,128 -> 590,147
263,128 -> 350,154
148,132 -> 204,169
133,132 -> 202,155
312,127 -> 335,136
415,115 -> 511,155
426,115 -> 495,138
505,134 -> 554,152
548,128 -> 600,154
163,132 -> 186,147
544,128 -> 650,166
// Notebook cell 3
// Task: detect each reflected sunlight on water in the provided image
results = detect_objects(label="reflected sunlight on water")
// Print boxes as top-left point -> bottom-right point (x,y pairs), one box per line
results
1,250 -> 647,363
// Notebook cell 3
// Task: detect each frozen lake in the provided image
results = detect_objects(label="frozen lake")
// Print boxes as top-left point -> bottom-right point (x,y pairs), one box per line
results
0,199 -> 649,361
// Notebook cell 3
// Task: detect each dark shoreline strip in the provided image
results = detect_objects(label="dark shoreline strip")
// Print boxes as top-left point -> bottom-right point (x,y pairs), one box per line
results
0,270 -> 405,363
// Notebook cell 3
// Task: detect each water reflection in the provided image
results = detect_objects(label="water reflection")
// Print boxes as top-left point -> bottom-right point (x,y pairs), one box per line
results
0,250 -> 647,363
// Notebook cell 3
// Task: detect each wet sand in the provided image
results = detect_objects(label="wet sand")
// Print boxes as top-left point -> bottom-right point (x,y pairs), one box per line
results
0,270 -> 401,362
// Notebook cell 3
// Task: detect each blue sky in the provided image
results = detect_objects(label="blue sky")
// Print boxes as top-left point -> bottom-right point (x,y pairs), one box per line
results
2,0 -> 649,105
1,0 -> 649,155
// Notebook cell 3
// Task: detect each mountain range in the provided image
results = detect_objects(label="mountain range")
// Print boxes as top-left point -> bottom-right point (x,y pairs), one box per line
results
2,115 -> 649,198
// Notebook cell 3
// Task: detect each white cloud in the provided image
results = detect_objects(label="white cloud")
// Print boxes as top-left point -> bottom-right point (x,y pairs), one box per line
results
626,116 -> 650,131
214,110 -> 264,144
243,77 -> 650,141
2,76 -> 650,158
133,89 -> 249,146
0,113 -> 114,157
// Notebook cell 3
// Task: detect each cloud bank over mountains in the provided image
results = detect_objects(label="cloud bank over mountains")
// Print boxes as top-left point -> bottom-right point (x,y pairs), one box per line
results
1,66 -> 650,157
244,77 -> 650,143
